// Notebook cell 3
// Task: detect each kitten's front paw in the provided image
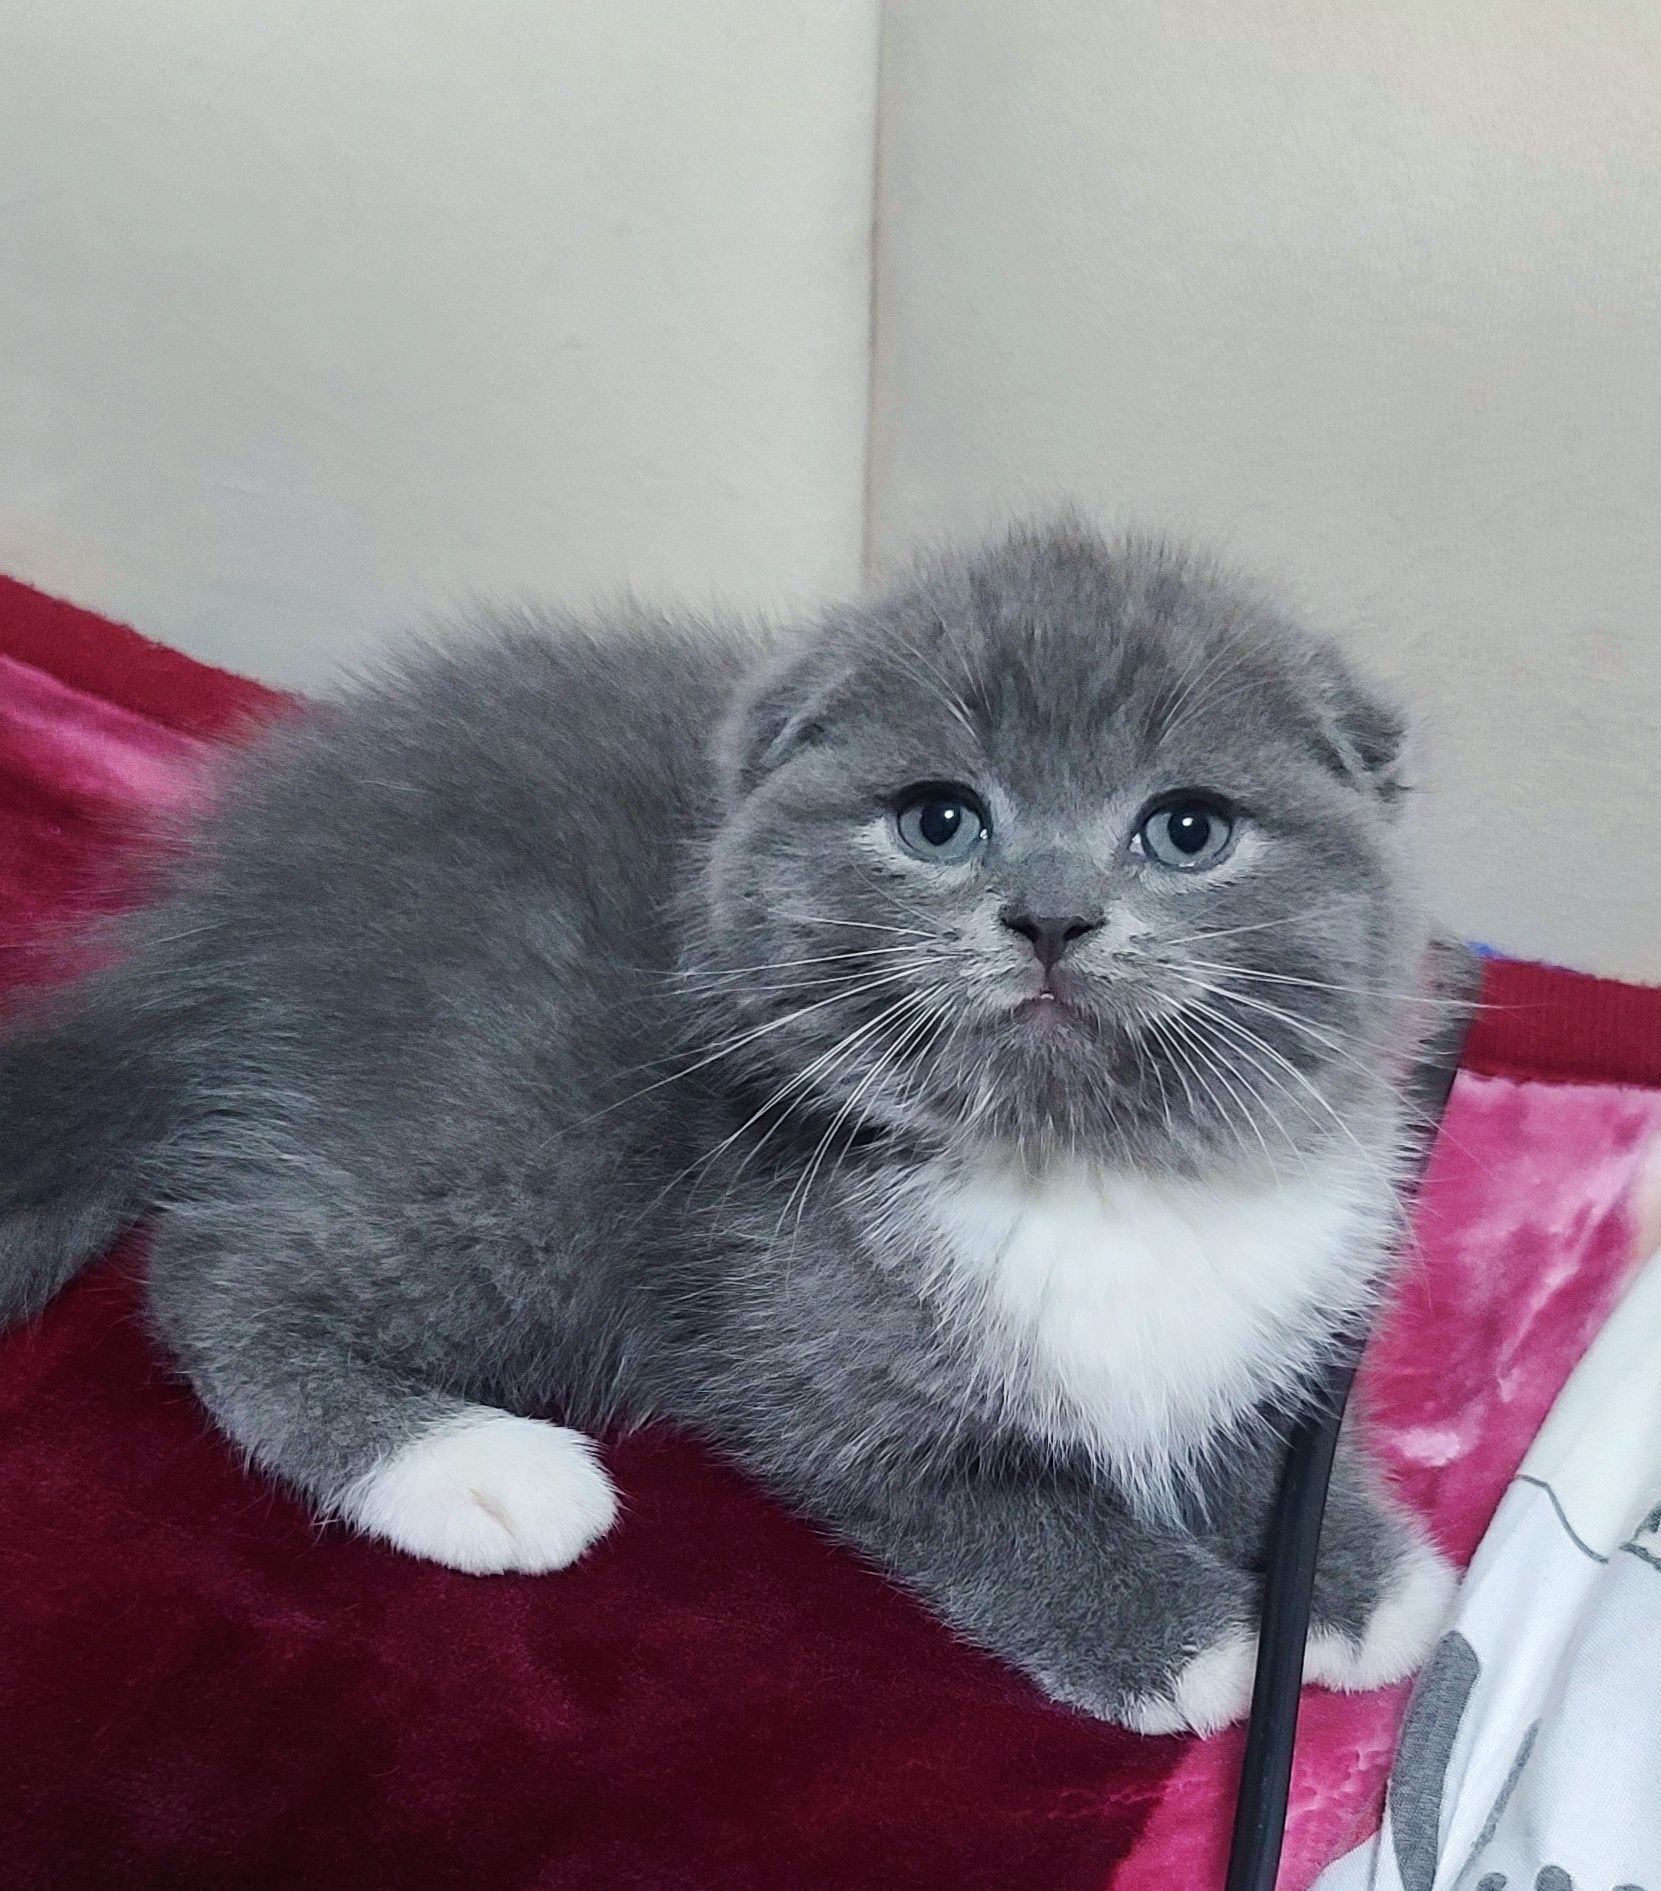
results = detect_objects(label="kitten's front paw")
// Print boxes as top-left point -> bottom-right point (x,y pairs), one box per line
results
340,1407 -> 619,1575
1118,1630 -> 1260,1736
1040,1627 -> 1259,1736
1304,1537 -> 1455,1693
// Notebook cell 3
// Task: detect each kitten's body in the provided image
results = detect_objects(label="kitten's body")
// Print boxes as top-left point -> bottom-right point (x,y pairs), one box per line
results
0,526 -> 1454,1731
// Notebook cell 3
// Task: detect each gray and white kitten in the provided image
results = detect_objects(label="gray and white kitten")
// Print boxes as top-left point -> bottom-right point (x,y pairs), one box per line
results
0,523 -> 1455,1734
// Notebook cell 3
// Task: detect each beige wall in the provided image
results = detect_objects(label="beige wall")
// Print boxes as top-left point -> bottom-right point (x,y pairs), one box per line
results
0,0 -> 878,685
2,2 -> 1657,978
870,0 -> 1661,980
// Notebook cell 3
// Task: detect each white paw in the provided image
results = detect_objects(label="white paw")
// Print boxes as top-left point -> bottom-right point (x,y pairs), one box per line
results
1122,1630 -> 1259,1736
1304,1539 -> 1456,1693
339,1407 -> 619,1575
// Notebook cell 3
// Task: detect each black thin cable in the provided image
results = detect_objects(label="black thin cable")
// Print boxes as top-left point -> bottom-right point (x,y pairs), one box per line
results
1224,947 -> 1477,1891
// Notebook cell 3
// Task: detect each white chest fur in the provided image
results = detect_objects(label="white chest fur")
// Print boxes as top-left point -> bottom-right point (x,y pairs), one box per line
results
906,1151 -> 1388,1501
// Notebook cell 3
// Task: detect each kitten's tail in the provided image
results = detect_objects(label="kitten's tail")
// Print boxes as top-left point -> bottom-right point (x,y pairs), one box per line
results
0,965 -> 182,1329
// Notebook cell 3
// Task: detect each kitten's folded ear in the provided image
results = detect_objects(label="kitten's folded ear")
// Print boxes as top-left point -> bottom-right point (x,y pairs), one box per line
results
1307,649 -> 1414,807
717,637 -> 844,798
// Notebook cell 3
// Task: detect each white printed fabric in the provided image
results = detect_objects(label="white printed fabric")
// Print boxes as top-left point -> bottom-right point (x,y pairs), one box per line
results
1318,1244 -> 1661,1891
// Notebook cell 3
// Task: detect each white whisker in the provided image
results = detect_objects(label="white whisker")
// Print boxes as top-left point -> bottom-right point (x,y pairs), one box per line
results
774,993 -> 940,1255
575,965 -> 927,1126
1160,907 -> 1359,949
777,912 -> 935,938
1180,995 -> 1403,1205
1174,956 -> 1480,1013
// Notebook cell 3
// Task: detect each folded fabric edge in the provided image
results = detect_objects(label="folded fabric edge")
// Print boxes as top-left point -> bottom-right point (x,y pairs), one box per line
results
1465,955 -> 1661,1091
0,574 -> 288,738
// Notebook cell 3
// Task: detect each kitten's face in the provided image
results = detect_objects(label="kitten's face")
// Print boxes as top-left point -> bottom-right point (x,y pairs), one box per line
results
699,530 -> 1427,1171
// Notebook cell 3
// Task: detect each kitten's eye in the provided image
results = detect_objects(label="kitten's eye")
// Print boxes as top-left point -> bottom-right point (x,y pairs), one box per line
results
894,784 -> 990,863
1136,797 -> 1236,870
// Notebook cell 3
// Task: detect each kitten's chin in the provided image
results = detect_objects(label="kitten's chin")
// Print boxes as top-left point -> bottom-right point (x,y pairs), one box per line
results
959,1005 -> 1130,1148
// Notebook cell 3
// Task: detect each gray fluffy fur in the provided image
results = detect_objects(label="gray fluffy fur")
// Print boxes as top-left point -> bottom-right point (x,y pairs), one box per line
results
0,522 -> 1439,1725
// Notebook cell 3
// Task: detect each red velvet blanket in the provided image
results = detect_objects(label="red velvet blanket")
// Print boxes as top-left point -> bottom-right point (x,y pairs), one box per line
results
4,576 -> 1660,1891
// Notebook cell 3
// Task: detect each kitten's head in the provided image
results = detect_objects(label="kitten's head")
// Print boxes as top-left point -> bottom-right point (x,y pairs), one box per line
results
695,523 -> 1429,1172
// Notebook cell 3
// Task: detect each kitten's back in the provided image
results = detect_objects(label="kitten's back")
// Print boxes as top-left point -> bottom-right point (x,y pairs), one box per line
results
208,610 -> 747,967
0,607 -> 751,1320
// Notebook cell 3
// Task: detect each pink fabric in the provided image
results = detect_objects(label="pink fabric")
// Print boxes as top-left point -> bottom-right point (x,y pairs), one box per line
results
0,653 -> 211,815
0,654 -> 218,1000
1120,1074 -> 1661,1889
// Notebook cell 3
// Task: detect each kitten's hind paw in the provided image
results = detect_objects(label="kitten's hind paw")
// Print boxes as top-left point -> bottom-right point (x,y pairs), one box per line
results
1117,1630 -> 1259,1736
1304,1538 -> 1455,1693
340,1407 -> 619,1574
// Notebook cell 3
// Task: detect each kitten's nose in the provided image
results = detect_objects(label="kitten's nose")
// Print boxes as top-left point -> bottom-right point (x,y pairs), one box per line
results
999,907 -> 1103,971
